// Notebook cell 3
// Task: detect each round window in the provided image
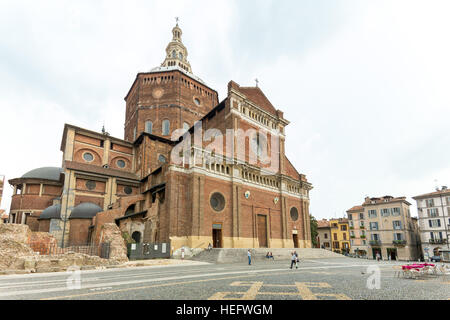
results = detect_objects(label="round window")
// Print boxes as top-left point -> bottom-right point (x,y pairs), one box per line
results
290,207 -> 299,221
124,186 -> 133,195
83,152 -> 94,162
158,155 -> 167,163
194,98 -> 201,106
210,192 -> 225,212
86,180 -> 96,190
117,159 -> 126,168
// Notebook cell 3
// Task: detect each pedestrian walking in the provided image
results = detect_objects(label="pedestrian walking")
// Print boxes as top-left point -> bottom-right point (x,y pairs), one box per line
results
181,247 -> 185,260
376,252 -> 381,261
248,249 -> 252,265
294,250 -> 299,267
290,251 -> 298,269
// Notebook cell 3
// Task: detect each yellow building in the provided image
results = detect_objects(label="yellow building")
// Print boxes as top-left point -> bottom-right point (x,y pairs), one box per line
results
329,218 -> 350,254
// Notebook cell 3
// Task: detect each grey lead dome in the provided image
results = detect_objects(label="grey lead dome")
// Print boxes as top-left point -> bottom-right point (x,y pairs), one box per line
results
69,202 -> 102,219
38,204 -> 61,220
21,167 -> 63,181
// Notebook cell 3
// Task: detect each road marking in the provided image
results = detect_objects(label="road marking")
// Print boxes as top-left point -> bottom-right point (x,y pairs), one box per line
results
208,281 -> 352,300
0,263 -> 374,298
42,274 -> 270,300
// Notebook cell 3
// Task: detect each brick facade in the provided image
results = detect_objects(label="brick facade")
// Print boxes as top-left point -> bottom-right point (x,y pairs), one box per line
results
7,23 -> 313,250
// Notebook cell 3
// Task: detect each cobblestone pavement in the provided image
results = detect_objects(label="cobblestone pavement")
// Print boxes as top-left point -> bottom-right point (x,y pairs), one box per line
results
0,258 -> 448,300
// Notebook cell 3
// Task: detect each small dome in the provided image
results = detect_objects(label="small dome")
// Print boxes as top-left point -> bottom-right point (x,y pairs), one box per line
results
22,167 -> 63,181
69,202 -> 102,219
38,204 -> 61,220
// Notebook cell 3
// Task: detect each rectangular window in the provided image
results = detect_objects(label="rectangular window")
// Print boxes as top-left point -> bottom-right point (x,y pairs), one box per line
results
324,233 -> 328,239
368,210 -> 377,218
393,220 -> 402,230
371,234 -> 380,241
343,233 -> 347,240
348,214 -> 353,220
426,199 -> 434,207
381,208 -> 390,217
333,233 -> 337,241
428,219 -> 441,228
359,213 -> 364,220
370,222 -> 378,230
394,233 -> 403,241
340,225 -> 347,231
428,208 -> 439,217
392,207 -> 401,216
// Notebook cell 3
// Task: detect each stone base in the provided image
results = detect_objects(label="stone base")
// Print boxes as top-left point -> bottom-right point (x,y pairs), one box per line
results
169,236 -> 312,252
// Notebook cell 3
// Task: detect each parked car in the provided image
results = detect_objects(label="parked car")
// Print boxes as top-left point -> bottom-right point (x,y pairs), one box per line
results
430,255 -> 441,262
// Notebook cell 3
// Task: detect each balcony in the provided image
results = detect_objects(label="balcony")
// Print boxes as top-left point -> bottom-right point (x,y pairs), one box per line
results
369,240 -> 381,246
429,239 -> 447,244
360,235 -> 366,239
393,240 -> 406,246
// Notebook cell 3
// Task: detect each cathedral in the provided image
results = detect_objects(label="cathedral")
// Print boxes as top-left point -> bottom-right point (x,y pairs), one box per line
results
7,23 -> 313,251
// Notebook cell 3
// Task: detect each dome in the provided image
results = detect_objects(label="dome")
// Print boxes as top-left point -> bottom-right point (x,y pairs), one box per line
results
22,167 -> 63,181
69,202 -> 102,219
38,204 -> 61,220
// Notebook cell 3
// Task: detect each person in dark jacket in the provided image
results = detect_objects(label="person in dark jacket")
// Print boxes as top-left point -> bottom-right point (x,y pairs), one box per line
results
290,251 -> 298,269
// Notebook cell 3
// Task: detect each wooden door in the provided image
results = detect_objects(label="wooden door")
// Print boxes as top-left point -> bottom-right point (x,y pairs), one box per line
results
293,234 -> 299,248
213,229 -> 222,248
257,215 -> 268,248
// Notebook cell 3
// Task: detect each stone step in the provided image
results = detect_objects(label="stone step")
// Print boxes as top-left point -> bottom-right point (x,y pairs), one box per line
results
180,248 -> 345,264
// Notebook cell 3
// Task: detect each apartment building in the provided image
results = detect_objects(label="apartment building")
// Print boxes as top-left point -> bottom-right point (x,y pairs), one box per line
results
347,206 -> 368,257
347,196 -> 421,261
316,219 -> 332,250
329,218 -> 350,254
413,186 -> 450,260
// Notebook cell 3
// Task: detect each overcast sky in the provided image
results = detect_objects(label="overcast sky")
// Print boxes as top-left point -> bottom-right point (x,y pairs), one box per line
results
1,0 -> 449,219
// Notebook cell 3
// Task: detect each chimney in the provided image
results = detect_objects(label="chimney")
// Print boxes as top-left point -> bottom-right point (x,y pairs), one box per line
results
442,186 -> 448,191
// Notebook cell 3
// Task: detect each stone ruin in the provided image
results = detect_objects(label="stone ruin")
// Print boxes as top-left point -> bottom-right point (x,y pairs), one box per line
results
0,223 -> 129,274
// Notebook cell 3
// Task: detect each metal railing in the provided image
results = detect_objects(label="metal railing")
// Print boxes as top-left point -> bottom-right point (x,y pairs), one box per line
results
29,242 -> 111,259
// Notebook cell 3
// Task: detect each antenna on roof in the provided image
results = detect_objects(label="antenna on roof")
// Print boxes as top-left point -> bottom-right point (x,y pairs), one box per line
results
434,179 -> 439,191
255,78 -> 259,87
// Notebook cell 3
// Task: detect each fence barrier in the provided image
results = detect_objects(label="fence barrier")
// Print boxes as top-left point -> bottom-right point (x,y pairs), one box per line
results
28,242 -> 111,259
127,242 -> 171,260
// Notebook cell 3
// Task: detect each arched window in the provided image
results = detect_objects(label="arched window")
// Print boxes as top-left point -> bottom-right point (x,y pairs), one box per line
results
162,120 -> 170,135
172,50 -> 177,58
179,52 -> 183,60
145,121 -> 153,134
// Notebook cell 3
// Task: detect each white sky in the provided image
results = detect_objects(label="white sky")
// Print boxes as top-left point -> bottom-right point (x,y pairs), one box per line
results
1,0 -> 449,219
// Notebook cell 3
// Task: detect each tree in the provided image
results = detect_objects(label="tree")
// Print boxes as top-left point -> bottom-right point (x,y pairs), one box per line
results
310,214 -> 318,247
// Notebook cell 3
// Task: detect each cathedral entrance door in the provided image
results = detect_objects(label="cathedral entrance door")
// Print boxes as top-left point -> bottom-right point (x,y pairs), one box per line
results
257,215 -> 268,248
212,224 -> 223,248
